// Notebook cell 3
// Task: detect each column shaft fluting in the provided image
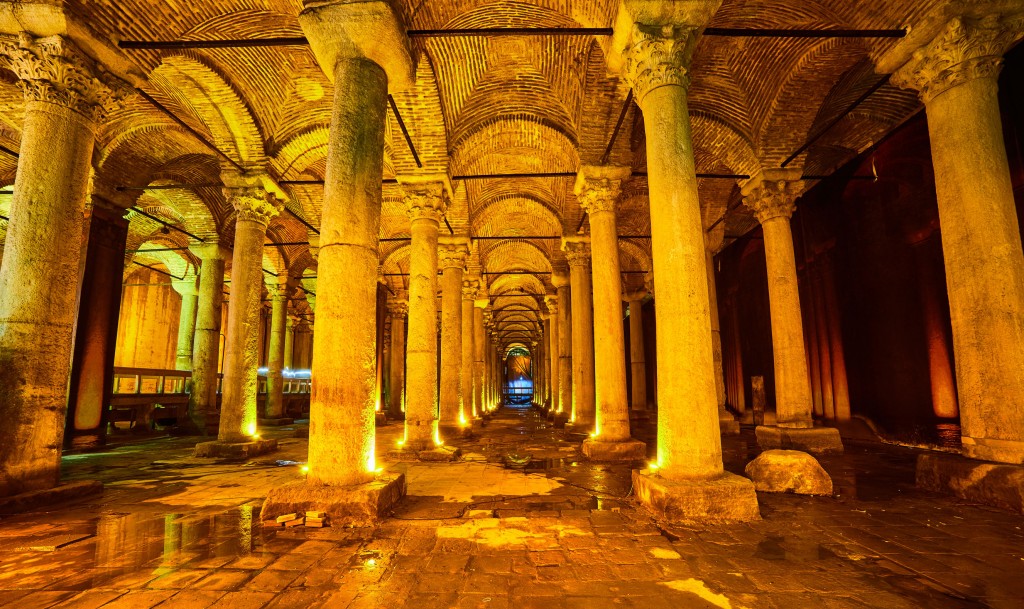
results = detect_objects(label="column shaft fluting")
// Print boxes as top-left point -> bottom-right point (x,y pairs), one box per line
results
563,240 -> 595,428
265,289 -> 289,419
190,244 -> 228,433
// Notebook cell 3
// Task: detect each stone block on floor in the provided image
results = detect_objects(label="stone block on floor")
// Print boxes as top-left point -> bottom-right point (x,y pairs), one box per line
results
917,452 -> 1024,514
719,415 -> 741,435
194,438 -> 278,459
262,472 -> 406,527
745,449 -> 833,495
581,438 -> 646,461
632,469 -> 760,523
0,480 -> 103,514
755,425 -> 843,455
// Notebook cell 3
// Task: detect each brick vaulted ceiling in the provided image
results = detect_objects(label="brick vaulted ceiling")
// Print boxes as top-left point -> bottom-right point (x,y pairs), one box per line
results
0,0 -> 934,344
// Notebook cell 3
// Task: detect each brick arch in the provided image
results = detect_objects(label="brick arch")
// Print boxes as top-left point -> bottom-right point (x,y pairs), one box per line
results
481,240 -> 553,275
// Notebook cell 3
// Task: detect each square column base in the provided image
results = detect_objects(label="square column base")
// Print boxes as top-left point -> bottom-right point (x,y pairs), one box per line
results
719,415 -> 741,435
0,480 -> 103,514
582,438 -> 647,461
439,425 -> 473,439
258,417 -> 294,427
755,425 -> 843,455
917,453 -> 1024,514
262,472 -> 406,527
194,438 -> 278,459
632,469 -> 760,523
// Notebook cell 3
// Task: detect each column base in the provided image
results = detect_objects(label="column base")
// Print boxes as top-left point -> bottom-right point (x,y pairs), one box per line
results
375,412 -> 388,426
0,480 -> 103,514
258,417 -> 294,427
719,413 -> 740,435
564,419 -> 594,436
917,452 -> 1024,514
552,412 -> 570,429
744,450 -> 833,495
262,472 -> 406,527
755,425 -> 843,455
629,409 -> 652,421
194,438 -> 278,459
632,469 -> 760,523
961,436 -> 1024,465
438,424 -> 473,440
582,438 -> 646,461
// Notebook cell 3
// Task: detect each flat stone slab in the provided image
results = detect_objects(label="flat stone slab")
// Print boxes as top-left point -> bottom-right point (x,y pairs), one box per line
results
258,417 -> 294,427
755,425 -> 844,455
262,472 -> 406,527
582,438 -> 646,461
194,438 -> 278,459
917,452 -> 1024,514
745,449 -> 833,495
0,480 -> 103,514
633,469 -> 760,523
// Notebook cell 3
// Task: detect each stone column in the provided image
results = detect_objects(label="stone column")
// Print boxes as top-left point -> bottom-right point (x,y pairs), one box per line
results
398,176 -> 454,457
439,238 -> 470,436
387,298 -> 408,419
263,0 -> 413,523
576,167 -> 645,460
284,315 -> 297,370
0,35 -> 125,496
743,171 -> 842,454
551,273 -> 573,424
473,297 -> 488,416
263,284 -> 291,422
619,10 -> 759,522
198,181 -> 282,456
189,243 -> 229,434
171,278 -> 200,371
562,238 -> 595,431
624,291 -> 648,413
543,307 -> 558,411
888,14 -> 1024,464
705,242 -> 740,435
462,279 -> 479,419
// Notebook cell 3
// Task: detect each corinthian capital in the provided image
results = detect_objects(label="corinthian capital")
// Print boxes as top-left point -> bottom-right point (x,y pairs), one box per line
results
225,186 -> 283,227
462,277 -> 480,301
741,169 -> 805,224
574,165 -> 631,215
561,237 -> 591,268
891,14 -> 1024,104
0,34 -> 130,122
399,175 -> 452,223
623,24 -> 699,102
386,297 -> 409,318
438,237 -> 470,270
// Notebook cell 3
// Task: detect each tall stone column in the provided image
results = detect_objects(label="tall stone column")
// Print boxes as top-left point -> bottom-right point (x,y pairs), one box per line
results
263,0 -> 413,523
624,292 -> 648,412
172,278 -> 200,371
743,171 -> 842,454
0,35 -> 125,496
439,238 -> 470,434
263,284 -> 291,422
462,279 -> 479,418
284,314 -> 297,370
398,176 -> 455,457
473,297 -> 488,417
543,305 -> 558,411
705,243 -> 741,435
576,167 -> 645,460
887,14 -> 1024,464
387,298 -> 408,419
563,238 -> 595,430
198,180 -> 282,456
189,243 -> 229,434
551,273 -> 573,424
618,9 -> 759,521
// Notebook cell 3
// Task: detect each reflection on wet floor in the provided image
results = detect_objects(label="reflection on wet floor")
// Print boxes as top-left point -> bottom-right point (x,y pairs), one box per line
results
0,407 -> 1022,608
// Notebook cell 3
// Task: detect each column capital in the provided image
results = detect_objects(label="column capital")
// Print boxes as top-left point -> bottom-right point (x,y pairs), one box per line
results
189,241 -> 231,261
386,298 -> 408,318
561,236 -> 591,268
741,169 -> 805,224
307,233 -> 320,262
574,165 -> 631,215
438,237 -> 470,270
399,174 -> 452,223
623,289 -> 648,302
171,277 -> 199,297
267,282 -> 291,301
0,34 -> 131,122
544,294 -> 559,313
462,277 -> 480,300
551,271 -> 570,289
890,14 -> 1024,104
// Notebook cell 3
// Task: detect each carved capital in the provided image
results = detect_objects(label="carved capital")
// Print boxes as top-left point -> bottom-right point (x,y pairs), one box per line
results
575,165 -> 631,215
267,282 -> 291,301
742,170 -> 804,224
462,277 -> 480,301
226,186 -> 283,227
623,24 -> 698,103
386,299 -> 409,318
399,176 -> 452,224
0,34 -> 130,123
171,278 -> 199,297
561,237 -> 591,268
438,240 -> 470,270
550,270 -> 570,289
544,294 -> 558,315
891,14 -> 1024,104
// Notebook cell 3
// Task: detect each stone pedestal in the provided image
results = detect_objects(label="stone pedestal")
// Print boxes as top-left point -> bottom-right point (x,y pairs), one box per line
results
720,416 -> 741,435
262,473 -> 406,527
917,453 -> 1024,514
632,469 -> 760,523
582,438 -> 647,462
755,426 -> 843,455
194,438 -> 278,459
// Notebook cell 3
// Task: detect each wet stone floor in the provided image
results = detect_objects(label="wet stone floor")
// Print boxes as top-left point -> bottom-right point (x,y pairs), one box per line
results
1,407 -> 1022,609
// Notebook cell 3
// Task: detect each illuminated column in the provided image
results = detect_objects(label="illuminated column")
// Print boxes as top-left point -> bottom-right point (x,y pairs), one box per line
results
563,238 -> 595,430
743,171 -> 842,453
473,297 -> 488,416
576,167 -> 645,459
205,179 -> 283,451
908,230 -> 958,419
264,284 -> 290,421
172,278 -> 200,371
820,256 -> 851,421
624,291 -> 648,412
439,238 -> 470,434
284,314 -> 297,370
483,315 -> 494,410
0,35 -> 126,496
620,10 -> 759,521
462,279 -> 479,418
551,272 -> 573,420
492,337 -> 502,406
399,176 -> 451,453
387,298 -> 408,419
544,298 -> 559,412
705,240 -> 740,434
189,243 -> 229,433
888,15 -> 1024,463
